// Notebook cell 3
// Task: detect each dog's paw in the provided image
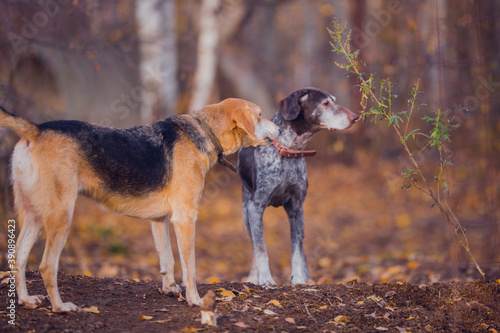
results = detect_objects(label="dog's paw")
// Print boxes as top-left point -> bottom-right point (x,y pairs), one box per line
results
19,295 -> 47,309
291,276 -> 315,285
162,283 -> 182,297
259,277 -> 277,286
186,294 -> 202,307
246,275 -> 259,285
52,302 -> 80,313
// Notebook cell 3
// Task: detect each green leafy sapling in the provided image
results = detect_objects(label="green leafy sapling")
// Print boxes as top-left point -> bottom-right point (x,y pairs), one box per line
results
329,19 -> 485,279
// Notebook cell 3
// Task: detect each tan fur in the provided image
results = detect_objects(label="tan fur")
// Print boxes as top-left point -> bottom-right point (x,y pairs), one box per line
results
2,99 -> 280,312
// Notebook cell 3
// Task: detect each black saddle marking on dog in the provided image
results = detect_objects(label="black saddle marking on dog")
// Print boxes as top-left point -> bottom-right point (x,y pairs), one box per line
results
39,116 -> 207,196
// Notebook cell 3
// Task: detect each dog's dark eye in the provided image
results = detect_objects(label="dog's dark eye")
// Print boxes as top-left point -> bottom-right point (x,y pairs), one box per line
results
323,101 -> 330,106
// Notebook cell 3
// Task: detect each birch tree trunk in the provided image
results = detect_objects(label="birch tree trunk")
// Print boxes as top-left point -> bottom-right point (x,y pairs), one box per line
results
136,0 -> 178,122
189,0 -> 220,111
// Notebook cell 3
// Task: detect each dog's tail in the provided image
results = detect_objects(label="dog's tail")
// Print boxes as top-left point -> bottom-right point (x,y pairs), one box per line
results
0,106 -> 40,142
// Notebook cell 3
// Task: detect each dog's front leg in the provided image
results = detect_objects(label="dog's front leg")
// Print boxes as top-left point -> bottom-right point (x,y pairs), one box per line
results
285,202 -> 314,285
151,218 -> 181,296
247,201 -> 276,285
171,209 -> 201,306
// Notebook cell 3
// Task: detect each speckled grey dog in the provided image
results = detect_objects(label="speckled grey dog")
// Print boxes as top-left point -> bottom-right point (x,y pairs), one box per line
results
237,88 -> 359,285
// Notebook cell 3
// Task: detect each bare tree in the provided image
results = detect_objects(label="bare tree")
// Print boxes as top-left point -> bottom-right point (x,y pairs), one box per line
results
189,0 -> 220,111
136,0 -> 178,121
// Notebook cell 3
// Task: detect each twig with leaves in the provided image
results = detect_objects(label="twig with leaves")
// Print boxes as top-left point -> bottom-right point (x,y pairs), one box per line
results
328,19 -> 485,280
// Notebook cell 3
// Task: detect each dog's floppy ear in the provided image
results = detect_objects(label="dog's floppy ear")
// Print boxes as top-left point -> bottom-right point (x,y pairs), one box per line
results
279,90 -> 309,120
233,109 -> 258,141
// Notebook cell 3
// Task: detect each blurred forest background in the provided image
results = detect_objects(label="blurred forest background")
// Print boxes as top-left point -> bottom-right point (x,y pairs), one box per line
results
0,0 -> 498,284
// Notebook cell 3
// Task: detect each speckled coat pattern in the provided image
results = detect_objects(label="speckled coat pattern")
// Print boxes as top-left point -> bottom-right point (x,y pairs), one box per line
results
237,88 -> 359,285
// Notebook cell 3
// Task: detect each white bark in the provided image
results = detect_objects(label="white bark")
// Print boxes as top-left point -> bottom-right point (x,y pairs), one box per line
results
136,0 -> 178,122
189,0 -> 220,111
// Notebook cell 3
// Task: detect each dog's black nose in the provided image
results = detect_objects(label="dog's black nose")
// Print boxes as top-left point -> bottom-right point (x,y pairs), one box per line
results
349,112 -> 360,123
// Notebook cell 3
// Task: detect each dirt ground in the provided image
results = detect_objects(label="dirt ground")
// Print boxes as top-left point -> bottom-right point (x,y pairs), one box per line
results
1,155 -> 498,332
1,270 -> 499,332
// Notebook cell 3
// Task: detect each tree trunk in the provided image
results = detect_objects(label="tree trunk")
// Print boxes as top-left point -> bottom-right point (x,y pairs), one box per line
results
189,0 -> 220,111
136,0 -> 178,121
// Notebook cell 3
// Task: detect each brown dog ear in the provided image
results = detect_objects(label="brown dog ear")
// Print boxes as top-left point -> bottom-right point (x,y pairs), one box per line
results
233,109 -> 258,141
279,90 -> 309,120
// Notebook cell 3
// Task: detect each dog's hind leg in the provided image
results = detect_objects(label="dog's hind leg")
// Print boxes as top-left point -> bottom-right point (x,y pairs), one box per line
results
151,217 -> 181,296
15,207 -> 45,308
12,143 -> 47,307
35,179 -> 79,313
246,201 -> 276,285
285,201 -> 314,285
39,204 -> 78,312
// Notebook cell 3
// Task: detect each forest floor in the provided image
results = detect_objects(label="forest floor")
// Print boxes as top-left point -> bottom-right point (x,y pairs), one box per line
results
1,271 -> 499,332
1,151 -> 499,332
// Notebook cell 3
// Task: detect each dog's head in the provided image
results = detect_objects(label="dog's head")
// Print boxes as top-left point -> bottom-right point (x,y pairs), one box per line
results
279,88 -> 358,131
212,98 -> 280,152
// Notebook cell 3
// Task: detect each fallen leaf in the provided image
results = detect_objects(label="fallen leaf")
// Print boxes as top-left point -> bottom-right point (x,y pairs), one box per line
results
407,261 -> 419,269
329,315 -> 350,325
141,315 -> 153,320
285,317 -> 295,324
215,288 -> 236,301
82,306 -> 100,314
396,327 -> 409,333
83,269 -> 92,277
151,319 -> 171,323
154,308 -> 170,312
208,278 -> 218,284
319,305 -> 328,310
375,327 -> 389,331
267,300 -> 282,307
384,291 -> 397,298
489,328 -> 498,333
234,322 -> 249,328
396,281 -> 405,285
263,309 -> 277,315
303,288 -> 319,292
367,295 -> 383,302
243,285 -> 257,293
181,328 -> 197,333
